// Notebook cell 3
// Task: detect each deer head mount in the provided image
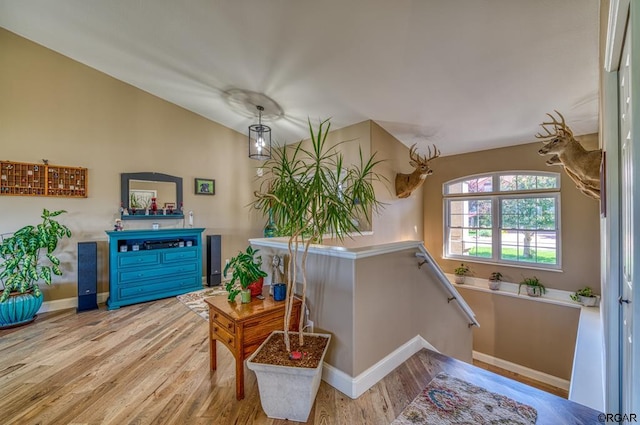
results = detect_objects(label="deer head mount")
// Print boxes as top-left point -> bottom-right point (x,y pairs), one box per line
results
395,143 -> 440,198
536,110 -> 602,200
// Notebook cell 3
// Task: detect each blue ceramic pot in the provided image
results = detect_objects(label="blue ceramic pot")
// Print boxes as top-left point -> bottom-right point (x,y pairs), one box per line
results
0,291 -> 44,328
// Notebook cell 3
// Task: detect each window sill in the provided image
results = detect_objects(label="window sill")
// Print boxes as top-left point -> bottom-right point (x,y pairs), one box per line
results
444,256 -> 563,273
447,274 -> 581,309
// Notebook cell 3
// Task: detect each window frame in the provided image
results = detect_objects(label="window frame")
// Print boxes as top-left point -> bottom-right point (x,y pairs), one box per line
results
443,171 -> 562,270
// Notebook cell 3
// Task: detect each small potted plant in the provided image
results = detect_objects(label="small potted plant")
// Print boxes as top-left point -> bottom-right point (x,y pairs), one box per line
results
518,276 -> 546,297
0,209 -> 72,328
223,245 -> 268,303
488,271 -> 503,290
570,286 -> 599,307
454,263 -> 470,284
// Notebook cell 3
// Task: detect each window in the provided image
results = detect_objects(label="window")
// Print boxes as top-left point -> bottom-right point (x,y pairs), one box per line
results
444,172 -> 561,269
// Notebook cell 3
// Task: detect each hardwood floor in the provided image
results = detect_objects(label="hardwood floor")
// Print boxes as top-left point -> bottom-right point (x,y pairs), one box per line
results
0,297 -> 601,424
472,359 -> 569,399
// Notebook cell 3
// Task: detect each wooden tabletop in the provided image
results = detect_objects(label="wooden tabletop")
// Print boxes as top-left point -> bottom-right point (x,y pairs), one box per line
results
204,295 -> 300,321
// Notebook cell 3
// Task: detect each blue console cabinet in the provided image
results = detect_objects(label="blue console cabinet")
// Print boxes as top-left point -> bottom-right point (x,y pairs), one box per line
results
105,228 -> 205,310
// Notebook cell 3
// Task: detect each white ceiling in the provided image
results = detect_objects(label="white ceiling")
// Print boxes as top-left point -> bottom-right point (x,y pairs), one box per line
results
0,0 -> 600,156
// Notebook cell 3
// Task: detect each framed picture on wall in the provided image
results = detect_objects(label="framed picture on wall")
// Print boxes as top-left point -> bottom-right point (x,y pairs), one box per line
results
195,178 -> 215,195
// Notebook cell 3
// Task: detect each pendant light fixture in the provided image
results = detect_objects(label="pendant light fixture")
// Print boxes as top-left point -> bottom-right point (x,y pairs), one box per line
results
248,105 -> 271,160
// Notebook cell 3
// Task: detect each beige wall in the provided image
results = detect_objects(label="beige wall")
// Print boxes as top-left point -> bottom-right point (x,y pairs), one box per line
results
457,289 -> 579,380
422,136 -> 600,378
0,28 -> 265,301
423,136 -> 601,293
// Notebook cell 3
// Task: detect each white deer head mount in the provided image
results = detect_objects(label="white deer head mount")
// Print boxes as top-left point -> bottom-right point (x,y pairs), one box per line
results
536,110 -> 602,200
395,143 -> 440,198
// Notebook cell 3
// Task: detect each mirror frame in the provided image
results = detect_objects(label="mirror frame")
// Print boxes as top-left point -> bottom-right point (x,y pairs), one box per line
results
120,172 -> 183,220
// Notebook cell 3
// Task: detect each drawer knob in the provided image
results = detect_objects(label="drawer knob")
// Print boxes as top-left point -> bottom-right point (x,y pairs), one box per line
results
227,323 -> 232,329
213,313 -> 218,319
227,338 -> 233,344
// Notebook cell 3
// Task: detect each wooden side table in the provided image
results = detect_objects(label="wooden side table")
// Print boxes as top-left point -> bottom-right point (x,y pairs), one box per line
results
205,295 -> 302,400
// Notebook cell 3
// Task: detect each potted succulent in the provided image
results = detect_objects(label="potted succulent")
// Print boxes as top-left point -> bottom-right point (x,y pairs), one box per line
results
454,263 -> 470,284
488,271 -> 503,290
223,245 -> 268,303
0,209 -> 72,328
570,286 -> 599,307
518,276 -> 546,297
248,118 -> 383,421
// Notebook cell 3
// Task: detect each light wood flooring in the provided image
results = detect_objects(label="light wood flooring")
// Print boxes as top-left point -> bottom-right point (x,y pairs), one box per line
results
0,297 -> 600,424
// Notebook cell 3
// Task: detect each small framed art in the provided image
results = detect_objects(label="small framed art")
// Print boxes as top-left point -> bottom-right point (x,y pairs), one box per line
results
195,178 -> 215,195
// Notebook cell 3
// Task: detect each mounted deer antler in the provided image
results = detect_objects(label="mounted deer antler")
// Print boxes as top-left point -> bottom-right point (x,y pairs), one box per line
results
536,110 -> 602,200
395,143 -> 440,198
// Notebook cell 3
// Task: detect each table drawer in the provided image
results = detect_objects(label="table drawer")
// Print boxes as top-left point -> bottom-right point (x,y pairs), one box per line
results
212,324 -> 236,350
119,262 -> 198,283
212,311 -> 235,333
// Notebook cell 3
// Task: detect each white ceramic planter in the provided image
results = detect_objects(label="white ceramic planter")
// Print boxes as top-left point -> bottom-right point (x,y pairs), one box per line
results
526,286 -> 543,297
579,295 -> 599,307
247,331 -> 331,422
488,280 -> 501,290
454,275 -> 465,284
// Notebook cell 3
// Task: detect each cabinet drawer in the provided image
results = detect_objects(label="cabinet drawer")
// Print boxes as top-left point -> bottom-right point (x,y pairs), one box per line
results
163,248 -> 198,263
118,252 -> 160,268
212,312 -> 235,333
119,262 -> 198,283
119,274 -> 200,298
212,324 -> 236,350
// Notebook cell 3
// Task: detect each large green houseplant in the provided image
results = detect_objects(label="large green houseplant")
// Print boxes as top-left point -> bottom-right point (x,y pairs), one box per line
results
0,209 -> 72,327
248,118 -> 383,421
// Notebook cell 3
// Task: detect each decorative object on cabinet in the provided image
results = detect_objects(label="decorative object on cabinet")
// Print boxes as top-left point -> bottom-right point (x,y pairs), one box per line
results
0,209 -> 72,328
120,172 -> 183,219
105,228 -> 204,310
0,160 -> 87,197
223,245 -> 268,302
194,178 -> 215,195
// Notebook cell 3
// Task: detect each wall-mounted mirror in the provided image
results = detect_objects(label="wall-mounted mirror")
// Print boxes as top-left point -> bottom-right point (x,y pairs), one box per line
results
120,172 -> 183,220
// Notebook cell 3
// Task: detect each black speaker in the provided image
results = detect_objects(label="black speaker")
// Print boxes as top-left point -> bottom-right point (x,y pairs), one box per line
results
206,235 -> 222,286
77,241 -> 98,312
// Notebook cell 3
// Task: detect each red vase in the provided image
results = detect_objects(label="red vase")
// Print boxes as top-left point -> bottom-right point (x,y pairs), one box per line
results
247,277 -> 264,297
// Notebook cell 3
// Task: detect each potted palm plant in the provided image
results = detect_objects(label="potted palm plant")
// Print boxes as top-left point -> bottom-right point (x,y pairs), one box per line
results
247,118 -> 383,421
518,276 -> 546,297
0,209 -> 72,328
223,245 -> 268,303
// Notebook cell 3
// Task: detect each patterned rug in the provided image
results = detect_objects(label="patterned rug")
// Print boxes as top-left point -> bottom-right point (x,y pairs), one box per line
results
176,286 -> 227,321
392,373 -> 537,425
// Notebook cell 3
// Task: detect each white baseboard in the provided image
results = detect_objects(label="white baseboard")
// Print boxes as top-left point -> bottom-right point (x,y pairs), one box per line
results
322,335 -> 438,399
472,350 -> 570,391
38,292 -> 109,313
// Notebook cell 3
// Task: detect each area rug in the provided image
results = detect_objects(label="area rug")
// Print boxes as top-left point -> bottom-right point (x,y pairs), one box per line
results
177,286 -> 227,321
392,373 -> 537,425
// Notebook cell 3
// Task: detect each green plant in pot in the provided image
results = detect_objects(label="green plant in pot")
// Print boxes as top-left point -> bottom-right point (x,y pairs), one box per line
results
570,286 -> 599,307
488,271 -> 503,290
223,245 -> 268,303
0,209 -> 72,328
247,118 -> 384,421
518,276 -> 546,297
454,263 -> 470,284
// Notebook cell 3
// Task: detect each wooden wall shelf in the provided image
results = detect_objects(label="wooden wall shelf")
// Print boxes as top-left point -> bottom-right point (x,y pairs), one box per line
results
0,160 -> 88,198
